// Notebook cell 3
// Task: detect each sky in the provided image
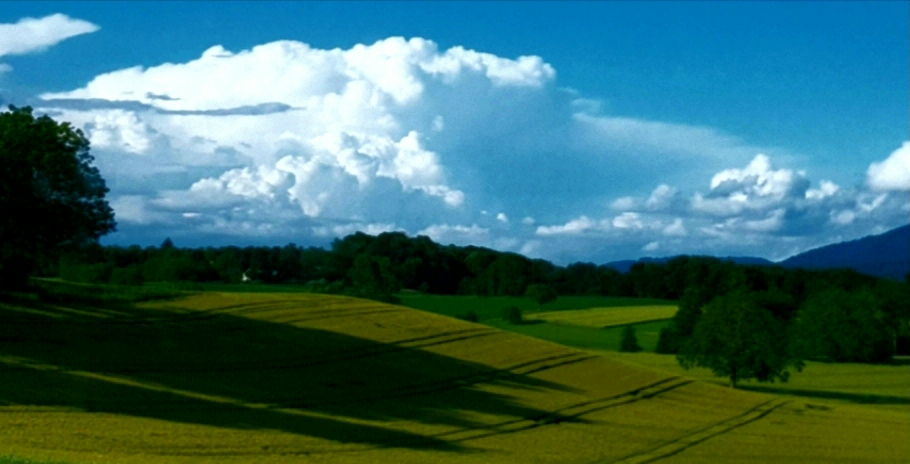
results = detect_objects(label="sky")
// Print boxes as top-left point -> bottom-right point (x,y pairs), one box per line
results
1,1 -> 907,264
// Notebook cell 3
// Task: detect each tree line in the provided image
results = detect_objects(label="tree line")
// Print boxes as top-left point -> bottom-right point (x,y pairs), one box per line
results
53,231 -> 910,362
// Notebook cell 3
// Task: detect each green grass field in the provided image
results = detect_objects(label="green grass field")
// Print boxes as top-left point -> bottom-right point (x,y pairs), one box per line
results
398,294 -> 675,352
1,287 -> 907,463
526,305 -> 678,328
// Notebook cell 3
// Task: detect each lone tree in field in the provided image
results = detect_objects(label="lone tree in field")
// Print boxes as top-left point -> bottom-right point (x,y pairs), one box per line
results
619,325 -> 642,352
524,283 -> 557,309
677,292 -> 802,388
0,106 -> 115,289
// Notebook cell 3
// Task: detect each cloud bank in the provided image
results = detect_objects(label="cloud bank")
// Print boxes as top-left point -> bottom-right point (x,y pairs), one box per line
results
18,32 -> 907,264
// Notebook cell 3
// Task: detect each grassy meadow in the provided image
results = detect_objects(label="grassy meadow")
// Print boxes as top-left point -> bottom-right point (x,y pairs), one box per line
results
398,294 -> 676,352
525,306 -> 678,328
0,288 -> 907,463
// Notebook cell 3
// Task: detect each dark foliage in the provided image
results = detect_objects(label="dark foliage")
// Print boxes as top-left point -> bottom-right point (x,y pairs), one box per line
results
678,292 -> 803,388
502,306 -> 522,325
619,325 -> 642,352
0,106 -> 115,289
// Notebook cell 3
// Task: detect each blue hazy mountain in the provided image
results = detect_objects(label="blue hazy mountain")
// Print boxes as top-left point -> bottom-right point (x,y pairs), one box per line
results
779,224 -> 909,280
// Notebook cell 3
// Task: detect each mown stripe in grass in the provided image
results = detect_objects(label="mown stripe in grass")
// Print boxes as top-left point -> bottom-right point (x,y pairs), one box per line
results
610,398 -> 791,464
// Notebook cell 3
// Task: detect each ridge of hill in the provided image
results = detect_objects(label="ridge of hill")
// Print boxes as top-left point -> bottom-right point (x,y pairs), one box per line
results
780,224 -> 910,280
604,256 -> 773,273
0,291 -> 906,463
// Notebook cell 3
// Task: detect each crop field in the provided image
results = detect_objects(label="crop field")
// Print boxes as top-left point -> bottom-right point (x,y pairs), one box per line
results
525,306 -> 678,328
1,291 -> 907,463
399,295 -> 674,352
397,294 -> 676,321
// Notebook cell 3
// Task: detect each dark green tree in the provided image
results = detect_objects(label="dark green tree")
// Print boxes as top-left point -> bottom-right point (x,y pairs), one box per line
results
619,325 -> 642,352
678,292 -> 803,388
0,106 -> 115,289
524,283 -> 557,309
502,306 -> 522,324
791,288 -> 893,363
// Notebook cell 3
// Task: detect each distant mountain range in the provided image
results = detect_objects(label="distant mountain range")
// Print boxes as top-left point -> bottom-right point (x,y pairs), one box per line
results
779,224 -> 909,280
605,224 -> 909,280
603,256 -> 773,274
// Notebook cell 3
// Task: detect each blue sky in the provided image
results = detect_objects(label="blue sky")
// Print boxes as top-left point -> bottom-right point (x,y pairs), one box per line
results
1,2 -> 907,263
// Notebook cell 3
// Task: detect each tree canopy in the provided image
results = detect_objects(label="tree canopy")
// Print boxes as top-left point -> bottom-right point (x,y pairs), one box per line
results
678,292 -> 803,388
0,106 -> 115,288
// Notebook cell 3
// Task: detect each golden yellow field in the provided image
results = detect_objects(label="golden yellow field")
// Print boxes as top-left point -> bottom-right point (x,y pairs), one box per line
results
526,305 -> 678,328
0,293 -> 907,463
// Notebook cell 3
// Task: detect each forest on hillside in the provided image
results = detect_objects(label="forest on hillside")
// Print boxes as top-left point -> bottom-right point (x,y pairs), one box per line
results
50,231 -> 910,365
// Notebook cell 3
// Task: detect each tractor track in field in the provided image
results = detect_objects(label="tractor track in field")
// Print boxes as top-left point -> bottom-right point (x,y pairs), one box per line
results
1,350 -> 596,413
432,376 -> 693,443
603,397 -> 791,464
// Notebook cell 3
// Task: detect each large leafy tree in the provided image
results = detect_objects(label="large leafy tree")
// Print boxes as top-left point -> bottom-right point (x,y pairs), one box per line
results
0,106 -> 115,289
678,292 -> 803,388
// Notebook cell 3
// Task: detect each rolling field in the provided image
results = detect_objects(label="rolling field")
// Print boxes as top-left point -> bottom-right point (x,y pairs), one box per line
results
1,291 -> 907,463
398,294 -> 676,352
525,306 -> 678,328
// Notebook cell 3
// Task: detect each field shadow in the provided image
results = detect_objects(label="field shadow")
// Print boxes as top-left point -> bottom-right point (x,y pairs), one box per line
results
738,385 -> 910,406
0,293 -> 584,452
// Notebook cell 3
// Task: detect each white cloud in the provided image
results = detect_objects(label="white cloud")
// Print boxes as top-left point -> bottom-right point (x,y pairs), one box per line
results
417,223 -> 490,246
829,210 -> 856,225
573,113 -> 762,161
522,216 -> 536,225
611,212 -> 643,229
86,110 -> 157,154
805,180 -> 840,200
691,154 -> 809,216
646,184 -> 678,211
313,223 -> 399,237
610,196 -> 638,211
0,63 -> 11,75
0,14 -> 99,58
867,142 -> 910,191
536,216 -> 609,236
642,241 -> 660,252
663,218 -> 687,236
496,212 -> 509,223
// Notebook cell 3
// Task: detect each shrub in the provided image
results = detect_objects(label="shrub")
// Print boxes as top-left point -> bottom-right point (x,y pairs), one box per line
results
109,265 -> 143,286
655,327 -> 680,354
457,310 -> 478,322
619,325 -> 642,352
502,306 -> 522,324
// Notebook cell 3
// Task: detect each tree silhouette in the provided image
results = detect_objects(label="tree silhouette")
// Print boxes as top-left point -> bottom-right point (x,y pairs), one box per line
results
0,106 -> 115,289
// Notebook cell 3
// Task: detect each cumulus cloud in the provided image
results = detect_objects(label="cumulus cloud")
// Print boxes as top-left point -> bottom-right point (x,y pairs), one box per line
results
691,154 -> 809,216
38,37 -> 560,230
536,216 -> 610,236
417,223 -> 491,246
646,184 -> 679,211
0,14 -> 99,58
805,180 -> 840,200
30,34 -> 907,264
663,218 -> 687,236
867,142 -> 910,191
611,212 -> 643,229
610,196 -> 638,211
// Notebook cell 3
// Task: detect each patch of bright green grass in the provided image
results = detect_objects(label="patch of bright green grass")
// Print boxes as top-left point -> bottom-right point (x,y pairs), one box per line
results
397,294 -> 676,322
487,319 -> 669,352
599,351 -> 910,412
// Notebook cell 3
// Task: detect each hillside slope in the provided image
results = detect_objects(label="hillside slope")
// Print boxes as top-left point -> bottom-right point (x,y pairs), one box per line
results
781,224 -> 910,279
0,292 -> 906,463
